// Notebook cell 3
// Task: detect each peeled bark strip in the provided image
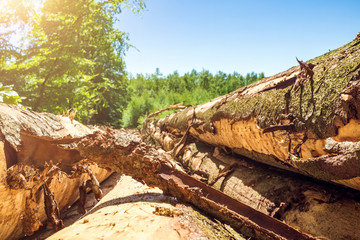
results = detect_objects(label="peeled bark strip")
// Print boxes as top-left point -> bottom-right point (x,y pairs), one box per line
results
143,35 -> 360,191
0,104 -> 110,240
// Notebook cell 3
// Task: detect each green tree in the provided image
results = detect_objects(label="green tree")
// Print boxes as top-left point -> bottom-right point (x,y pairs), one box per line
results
199,70 -> 212,90
1,0 -> 145,127
0,83 -> 21,104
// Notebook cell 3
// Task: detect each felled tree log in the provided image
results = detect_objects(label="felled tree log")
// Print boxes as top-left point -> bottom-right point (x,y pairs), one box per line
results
143,34 -> 360,191
0,104 -> 111,240
46,175 -> 246,240
141,129 -> 360,239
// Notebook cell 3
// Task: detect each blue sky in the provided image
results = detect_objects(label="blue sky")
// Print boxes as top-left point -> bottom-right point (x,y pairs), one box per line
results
118,0 -> 360,77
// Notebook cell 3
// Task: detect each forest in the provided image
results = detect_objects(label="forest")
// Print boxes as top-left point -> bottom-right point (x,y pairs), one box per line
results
0,0 -> 263,129
123,70 -> 264,128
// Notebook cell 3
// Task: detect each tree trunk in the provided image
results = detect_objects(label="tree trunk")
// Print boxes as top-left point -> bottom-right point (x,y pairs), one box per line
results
139,36 -> 360,239
46,175 -> 247,240
143,35 -> 360,191
140,132 -> 360,239
0,104 -> 111,240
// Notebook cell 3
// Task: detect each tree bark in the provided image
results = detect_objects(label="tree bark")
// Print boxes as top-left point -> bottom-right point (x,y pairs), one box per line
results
0,104 -> 111,240
140,130 -> 360,239
143,35 -> 360,191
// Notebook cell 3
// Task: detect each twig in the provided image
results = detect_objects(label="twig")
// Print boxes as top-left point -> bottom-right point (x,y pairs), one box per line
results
209,163 -> 237,186
146,102 -> 187,119
170,107 -> 196,159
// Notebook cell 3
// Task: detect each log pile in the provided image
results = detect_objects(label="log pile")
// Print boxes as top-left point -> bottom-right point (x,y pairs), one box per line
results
1,35 -> 360,240
143,34 -> 360,191
141,35 -> 360,239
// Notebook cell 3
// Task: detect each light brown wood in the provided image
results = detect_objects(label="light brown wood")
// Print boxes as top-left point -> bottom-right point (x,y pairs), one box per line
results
0,104 -> 111,240
47,175 -> 246,240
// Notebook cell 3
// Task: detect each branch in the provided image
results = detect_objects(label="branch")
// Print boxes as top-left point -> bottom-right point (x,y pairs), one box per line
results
146,102 -> 187,119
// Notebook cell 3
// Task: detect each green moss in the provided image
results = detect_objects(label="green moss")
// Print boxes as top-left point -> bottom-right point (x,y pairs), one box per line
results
159,37 -> 360,141
181,205 -> 247,239
190,37 -> 360,139
164,107 -> 194,131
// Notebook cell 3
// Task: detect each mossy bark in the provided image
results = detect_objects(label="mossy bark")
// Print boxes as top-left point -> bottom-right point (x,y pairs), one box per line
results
143,35 -> 360,191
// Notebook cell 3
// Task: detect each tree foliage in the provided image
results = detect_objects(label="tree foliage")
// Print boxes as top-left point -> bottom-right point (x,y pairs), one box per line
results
0,0 -> 144,127
0,83 -> 21,104
122,70 -> 264,128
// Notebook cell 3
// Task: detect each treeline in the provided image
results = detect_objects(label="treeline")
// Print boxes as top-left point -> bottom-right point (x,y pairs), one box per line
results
0,66 -> 264,128
122,70 -> 264,128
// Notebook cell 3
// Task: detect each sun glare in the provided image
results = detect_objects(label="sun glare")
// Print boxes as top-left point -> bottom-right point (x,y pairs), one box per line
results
0,0 -> 41,24
0,0 -> 41,47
